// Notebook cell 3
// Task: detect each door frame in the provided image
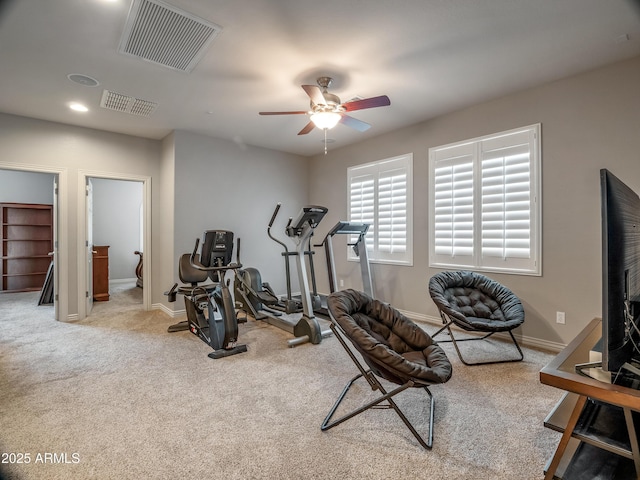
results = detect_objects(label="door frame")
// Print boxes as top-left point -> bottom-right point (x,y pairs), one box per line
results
0,161 -> 68,321
77,170 -> 151,319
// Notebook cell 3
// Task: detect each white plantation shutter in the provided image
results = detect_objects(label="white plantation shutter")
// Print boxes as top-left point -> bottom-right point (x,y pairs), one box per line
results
432,149 -> 475,267
429,125 -> 541,275
348,154 -> 413,265
349,173 -> 375,252
378,168 -> 407,254
481,134 -> 532,267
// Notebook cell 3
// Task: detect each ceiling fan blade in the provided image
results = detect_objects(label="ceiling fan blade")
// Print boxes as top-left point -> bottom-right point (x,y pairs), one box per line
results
297,121 -> 316,135
340,115 -> 371,132
259,111 -> 308,115
343,95 -> 390,112
302,85 -> 327,106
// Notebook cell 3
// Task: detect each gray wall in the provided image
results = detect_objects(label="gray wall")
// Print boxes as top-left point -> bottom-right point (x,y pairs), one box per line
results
0,113 -> 309,319
91,178 -> 143,281
0,113 -> 162,318
172,130 -> 308,296
308,54 -> 640,347
159,133 -> 176,310
0,169 -> 55,204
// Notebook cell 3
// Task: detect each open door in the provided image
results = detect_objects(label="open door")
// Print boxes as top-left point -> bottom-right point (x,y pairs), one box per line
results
53,175 -> 59,320
86,178 -> 94,315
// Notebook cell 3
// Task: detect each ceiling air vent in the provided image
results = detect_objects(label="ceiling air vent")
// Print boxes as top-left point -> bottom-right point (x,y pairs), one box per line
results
118,0 -> 222,73
100,90 -> 158,117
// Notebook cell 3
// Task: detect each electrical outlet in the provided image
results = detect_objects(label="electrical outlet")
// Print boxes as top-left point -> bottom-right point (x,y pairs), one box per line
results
339,279 -> 344,287
556,311 -> 566,324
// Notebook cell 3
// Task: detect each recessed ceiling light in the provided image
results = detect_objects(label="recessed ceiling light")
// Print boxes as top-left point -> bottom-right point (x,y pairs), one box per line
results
69,102 -> 89,112
67,74 -> 100,87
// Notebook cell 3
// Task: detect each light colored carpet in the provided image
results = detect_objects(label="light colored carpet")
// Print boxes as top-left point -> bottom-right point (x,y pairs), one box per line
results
0,285 -> 562,479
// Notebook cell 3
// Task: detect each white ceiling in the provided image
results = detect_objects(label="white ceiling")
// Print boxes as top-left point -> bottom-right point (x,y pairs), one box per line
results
1,0 -> 639,157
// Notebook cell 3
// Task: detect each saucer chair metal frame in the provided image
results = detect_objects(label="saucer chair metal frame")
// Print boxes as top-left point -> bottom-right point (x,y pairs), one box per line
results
322,289 -> 452,450
428,270 -> 525,366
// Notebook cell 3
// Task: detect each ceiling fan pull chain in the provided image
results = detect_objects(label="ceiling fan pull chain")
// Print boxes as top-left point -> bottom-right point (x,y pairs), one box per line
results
324,128 -> 328,155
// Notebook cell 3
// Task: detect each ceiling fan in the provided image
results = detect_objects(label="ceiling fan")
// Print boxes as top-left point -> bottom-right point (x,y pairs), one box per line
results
259,76 -> 391,136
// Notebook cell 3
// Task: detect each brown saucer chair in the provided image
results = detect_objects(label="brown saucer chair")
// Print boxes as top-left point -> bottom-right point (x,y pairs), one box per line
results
428,270 -> 525,366
322,289 -> 452,449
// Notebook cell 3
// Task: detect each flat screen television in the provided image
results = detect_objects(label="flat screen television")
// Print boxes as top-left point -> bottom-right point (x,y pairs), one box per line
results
600,168 -> 640,376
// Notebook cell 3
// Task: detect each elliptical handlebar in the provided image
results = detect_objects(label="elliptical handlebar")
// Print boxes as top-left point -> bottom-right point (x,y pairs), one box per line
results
267,203 -> 290,253
268,203 -> 281,228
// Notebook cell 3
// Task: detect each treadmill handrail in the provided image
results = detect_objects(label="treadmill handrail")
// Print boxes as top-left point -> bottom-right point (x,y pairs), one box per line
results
318,221 -> 370,247
320,220 -> 374,298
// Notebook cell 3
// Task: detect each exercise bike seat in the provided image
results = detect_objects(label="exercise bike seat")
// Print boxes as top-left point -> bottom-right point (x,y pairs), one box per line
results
178,254 -> 217,294
166,254 -> 220,333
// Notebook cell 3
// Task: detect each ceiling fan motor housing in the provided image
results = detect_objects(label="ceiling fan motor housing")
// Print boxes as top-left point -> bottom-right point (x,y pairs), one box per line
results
314,77 -> 341,110
319,92 -> 341,107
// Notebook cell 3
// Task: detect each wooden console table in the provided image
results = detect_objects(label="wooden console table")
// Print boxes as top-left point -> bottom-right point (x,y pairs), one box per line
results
540,318 -> 640,479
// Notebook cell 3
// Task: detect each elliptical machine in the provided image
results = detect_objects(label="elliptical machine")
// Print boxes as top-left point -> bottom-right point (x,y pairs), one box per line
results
264,203 -> 302,314
235,205 -> 332,347
165,230 -> 247,359
265,203 -> 325,314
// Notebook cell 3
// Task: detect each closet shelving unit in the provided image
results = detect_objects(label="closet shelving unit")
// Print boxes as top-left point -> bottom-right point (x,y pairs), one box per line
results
1,203 -> 53,293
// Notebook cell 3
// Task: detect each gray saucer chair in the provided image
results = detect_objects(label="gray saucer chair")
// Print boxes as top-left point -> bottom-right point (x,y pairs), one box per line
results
322,289 -> 452,449
428,270 -> 525,366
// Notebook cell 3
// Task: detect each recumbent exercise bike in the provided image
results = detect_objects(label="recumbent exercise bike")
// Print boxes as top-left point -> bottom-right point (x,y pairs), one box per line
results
165,230 -> 247,359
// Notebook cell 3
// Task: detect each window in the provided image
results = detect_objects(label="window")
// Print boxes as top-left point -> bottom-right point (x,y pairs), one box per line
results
428,124 -> 541,275
348,153 -> 413,265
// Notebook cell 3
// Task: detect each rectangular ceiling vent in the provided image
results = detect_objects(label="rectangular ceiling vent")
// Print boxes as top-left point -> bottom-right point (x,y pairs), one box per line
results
118,0 -> 222,73
100,90 -> 158,117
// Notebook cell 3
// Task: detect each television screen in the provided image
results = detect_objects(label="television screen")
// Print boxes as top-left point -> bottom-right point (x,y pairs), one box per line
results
601,168 -> 640,373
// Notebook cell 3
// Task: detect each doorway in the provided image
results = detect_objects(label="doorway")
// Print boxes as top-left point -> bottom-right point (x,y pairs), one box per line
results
0,165 -> 66,321
78,171 -> 151,320
87,178 -> 144,315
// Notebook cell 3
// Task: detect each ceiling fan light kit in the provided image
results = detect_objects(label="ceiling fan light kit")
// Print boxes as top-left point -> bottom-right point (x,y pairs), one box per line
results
259,76 -> 391,154
310,111 -> 341,130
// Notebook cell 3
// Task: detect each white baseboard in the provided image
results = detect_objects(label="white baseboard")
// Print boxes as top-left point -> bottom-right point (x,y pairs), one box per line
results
310,291 -> 566,353
158,286 -> 568,354
152,302 -> 185,318
109,278 -> 137,285
398,308 -> 565,354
